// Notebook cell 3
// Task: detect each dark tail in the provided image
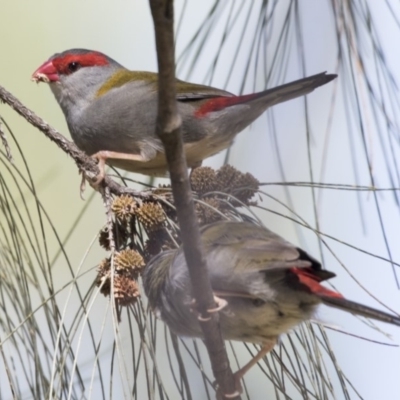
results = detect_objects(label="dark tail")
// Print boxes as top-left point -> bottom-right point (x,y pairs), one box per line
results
248,72 -> 337,108
320,295 -> 400,326
194,72 -> 336,118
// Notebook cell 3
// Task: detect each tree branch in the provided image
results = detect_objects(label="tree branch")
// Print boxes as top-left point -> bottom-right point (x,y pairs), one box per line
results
148,0 -> 239,398
0,84 -> 152,199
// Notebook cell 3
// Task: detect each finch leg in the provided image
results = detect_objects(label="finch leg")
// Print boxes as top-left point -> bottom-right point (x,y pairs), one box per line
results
224,340 -> 276,398
207,296 -> 228,313
90,150 -> 148,186
189,295 -> 228,321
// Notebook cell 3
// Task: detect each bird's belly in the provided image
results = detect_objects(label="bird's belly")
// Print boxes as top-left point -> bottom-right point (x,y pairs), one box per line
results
184,135 -> 233,164
218,301 -> 317,343
106,135 -> 232,177
106,153 -> 169,177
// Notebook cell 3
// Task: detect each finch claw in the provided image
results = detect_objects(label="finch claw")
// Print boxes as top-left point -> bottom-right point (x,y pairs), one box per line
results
189,295 -> 228,321
223,390 -> 241,399
197,314 -> 212,322
78,164 -> 104,197
213,377 -> 242,399
207,296 -> 228,314
91,155 -> 106,187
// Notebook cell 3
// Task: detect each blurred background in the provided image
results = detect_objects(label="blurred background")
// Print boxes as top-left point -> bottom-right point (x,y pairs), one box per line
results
1,1 -> 400,399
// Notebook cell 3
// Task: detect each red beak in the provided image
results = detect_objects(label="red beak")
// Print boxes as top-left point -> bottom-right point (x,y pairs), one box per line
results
32,60 -> 59,83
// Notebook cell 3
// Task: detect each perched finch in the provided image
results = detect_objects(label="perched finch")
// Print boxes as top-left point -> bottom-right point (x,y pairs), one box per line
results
143,221 -> 400,394
32,49 -> 336,179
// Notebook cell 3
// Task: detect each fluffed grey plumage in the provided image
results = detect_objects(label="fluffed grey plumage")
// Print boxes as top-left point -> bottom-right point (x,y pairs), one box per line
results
143,221 -> 400,344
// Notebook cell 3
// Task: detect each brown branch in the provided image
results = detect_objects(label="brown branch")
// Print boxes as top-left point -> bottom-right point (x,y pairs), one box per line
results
0,84 -> 152,199
148,1 -> 240,398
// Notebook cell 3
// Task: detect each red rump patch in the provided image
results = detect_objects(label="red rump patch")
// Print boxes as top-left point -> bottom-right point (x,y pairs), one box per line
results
52,52 -> 109,75
194,93 -> 259,117
290,267 -> 344,298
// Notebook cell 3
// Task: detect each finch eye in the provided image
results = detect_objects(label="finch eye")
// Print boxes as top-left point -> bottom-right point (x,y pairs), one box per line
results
67,62 -> 81,73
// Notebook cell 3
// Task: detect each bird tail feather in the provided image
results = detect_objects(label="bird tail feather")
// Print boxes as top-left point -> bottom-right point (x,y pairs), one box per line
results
319,295 -> 400,327
246,72 -> 337,108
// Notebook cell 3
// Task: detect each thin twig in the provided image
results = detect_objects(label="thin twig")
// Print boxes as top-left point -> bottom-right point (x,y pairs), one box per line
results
148,0 -> 240,399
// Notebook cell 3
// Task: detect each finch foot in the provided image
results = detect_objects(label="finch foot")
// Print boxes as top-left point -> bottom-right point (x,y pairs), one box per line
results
214,341 -> 277,398
91,150 -> 151,187
223,389 -> 242,399
206,296 -> 228,314
226,340 -> 277,396
90,152 -> 107,187
77,155 -> 106,197
189,295 -> 228,321
213,378 -> 242,399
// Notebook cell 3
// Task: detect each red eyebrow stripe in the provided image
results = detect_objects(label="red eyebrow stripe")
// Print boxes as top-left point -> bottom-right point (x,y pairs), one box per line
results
52,52 -> 109,74
194,93 -> 259,117
290,267 -> 344,299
